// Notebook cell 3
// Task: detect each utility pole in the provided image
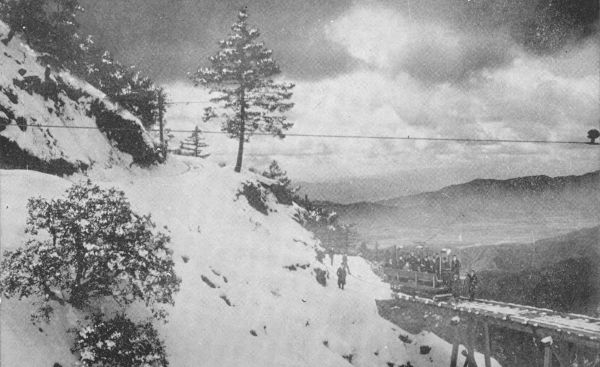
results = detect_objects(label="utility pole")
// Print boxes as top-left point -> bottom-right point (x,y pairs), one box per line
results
157,89 -> 165,158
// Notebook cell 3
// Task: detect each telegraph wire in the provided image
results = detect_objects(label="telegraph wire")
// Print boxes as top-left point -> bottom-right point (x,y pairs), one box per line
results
6,123 -> 599,146
164,101 -> 212,105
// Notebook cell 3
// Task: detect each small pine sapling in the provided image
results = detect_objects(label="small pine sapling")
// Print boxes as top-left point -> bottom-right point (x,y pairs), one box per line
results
261,160 -> 298,204
178,126 -> 210,157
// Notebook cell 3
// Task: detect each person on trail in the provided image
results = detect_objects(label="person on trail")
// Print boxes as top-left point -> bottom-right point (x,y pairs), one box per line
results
328,247 -> 334,266
398,256 -> 405,270
337,266 -> 347,290
466,269 -> 478,301
426,256 -> 434,273
342,253 -> 351,275
451,255 -> 461,275
451,273 -> 461,301
434,255 -> 442,276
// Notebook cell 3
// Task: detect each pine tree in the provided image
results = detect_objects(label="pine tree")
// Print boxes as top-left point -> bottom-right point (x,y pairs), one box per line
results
47,0 -> 84,63
262,160 -> 291,187
261,160 -> 298,204
0,0 -> 48,45
179,126 -> 210,158
190,7 -> 294,172
0,0 -> 84,63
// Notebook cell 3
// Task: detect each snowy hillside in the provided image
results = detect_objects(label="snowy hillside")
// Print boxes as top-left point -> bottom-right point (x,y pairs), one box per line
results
1,158 -> 498,367
0,20 -> 158,174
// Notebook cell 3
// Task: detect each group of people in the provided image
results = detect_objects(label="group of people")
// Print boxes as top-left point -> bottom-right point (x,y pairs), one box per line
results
451,269 -> 479,301
385,250 -> 480,301
328,247 -> 479,300
391,252 -> 462,278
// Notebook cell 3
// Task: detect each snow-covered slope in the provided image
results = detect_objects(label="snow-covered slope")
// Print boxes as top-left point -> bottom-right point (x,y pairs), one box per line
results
0,157 -> 499,367
0,20 -> 157,173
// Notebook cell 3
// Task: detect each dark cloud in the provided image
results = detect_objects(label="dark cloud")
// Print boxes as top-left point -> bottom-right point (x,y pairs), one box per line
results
511,0 -> 599,55
399,34 -> 514,84
77,0 -> 597,84
384,0 -> 599,54
78,0 -> 355,82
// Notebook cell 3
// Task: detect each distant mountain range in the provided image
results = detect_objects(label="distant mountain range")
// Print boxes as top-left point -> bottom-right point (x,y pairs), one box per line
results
317,171 -> 600,248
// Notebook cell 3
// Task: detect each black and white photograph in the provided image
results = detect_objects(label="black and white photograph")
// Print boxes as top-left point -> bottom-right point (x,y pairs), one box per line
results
0,0 -> 598,366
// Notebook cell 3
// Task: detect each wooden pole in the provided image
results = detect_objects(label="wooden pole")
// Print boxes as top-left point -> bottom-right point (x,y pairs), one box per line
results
450,317 -> 461,367
466,323 -> 478,367
483,322 -> 492,367
543,345 -> 552,367
157,90 -> 165,158
542,336 -> 553,367
575,345 -> 584,367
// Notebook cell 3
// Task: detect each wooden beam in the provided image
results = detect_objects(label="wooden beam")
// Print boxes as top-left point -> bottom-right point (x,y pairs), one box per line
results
483,322 -> 492,367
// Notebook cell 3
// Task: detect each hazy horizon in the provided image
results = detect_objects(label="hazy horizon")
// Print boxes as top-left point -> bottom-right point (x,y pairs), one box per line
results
296,166 -> 599,204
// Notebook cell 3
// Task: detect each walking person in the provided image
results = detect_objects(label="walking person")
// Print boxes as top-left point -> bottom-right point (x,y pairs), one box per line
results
466,269 -> 478,301
451,255 -> 461,276
342,253 -> 351,275
337,266 -> 347,290
451,273 -> 461,301
328,247 -> 334,266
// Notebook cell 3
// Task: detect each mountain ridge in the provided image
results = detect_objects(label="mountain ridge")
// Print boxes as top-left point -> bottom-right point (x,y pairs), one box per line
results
380,170 -> 600,207
317,170 -> 599,248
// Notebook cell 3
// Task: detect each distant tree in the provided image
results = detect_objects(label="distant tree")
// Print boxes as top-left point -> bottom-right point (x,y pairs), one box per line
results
0,180 -> 181,322
46,0 -> 85,63
588,129 -> 600,144
261,160 -> 298,204
190,7 -> 294,172
179,126 -> 210,157
0,0 -> 84,62
0,0 -> 48,45
262,160 -> 291,187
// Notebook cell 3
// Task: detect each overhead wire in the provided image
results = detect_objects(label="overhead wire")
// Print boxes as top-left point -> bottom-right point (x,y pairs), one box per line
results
6,123 -> 598,146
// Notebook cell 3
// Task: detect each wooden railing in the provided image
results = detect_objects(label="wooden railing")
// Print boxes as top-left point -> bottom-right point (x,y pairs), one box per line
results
384,268 -> 441,288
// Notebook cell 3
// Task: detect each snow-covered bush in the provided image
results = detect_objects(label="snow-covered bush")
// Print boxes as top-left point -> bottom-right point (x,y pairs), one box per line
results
71,313 -> 168,367
237,181 -> 269,215
0,180 -> 181,322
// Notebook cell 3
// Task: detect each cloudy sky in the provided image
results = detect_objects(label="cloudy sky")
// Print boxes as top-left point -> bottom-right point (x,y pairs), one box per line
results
79,0 -> 599,199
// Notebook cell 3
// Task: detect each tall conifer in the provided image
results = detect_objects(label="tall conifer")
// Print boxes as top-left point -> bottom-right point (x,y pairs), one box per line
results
190,8 -> 294,172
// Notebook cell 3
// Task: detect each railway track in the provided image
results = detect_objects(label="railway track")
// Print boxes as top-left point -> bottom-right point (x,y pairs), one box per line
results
393,292 -> 600,345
